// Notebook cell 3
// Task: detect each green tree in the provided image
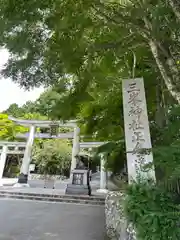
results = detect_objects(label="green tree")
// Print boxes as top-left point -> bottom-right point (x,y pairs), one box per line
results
0,0 -> 179,104
0,113 -> 27,140
32,139 -> 71,176
33,89 -> 62,118
5,101 -> 41,118
22,112 -> 48,121
0,1 -> 171,136
20,101 -> 37,115
4,103 -> 25,117
0,0 -> 175,142
92,140 -> 126,174
2,0 -> 180,177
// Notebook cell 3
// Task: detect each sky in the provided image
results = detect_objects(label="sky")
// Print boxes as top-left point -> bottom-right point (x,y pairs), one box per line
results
0,49 -> 44,112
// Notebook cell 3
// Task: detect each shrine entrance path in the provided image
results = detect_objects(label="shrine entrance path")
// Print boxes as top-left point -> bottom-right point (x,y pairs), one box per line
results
0,198 -> 106,240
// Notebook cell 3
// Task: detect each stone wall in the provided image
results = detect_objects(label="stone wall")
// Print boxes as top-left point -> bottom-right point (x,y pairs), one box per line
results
105,191 -> 136,240
29,174 -> 67,180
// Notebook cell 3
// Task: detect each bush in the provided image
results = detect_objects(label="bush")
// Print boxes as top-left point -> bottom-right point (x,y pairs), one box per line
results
32,139 -> 71,175
124,181 -> 180,240
92,141 -> 126,175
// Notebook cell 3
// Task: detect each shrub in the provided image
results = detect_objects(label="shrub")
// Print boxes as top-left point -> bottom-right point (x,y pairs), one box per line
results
124,181 -> 180,240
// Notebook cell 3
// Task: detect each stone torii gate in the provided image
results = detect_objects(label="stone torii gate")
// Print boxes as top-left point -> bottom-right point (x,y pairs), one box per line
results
9,116 -> 80,186
0,141 -> 26,186
79,141 -> 108,193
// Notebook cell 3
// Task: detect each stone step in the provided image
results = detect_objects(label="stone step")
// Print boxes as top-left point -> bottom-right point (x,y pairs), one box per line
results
0,191 -> 105,206
0,190 -> 105,201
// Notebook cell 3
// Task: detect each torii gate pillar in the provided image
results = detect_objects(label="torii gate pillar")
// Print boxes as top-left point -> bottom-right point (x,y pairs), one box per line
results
97,154 -> 108,193
0,145 -> 8,186
71,127 -> 80,172
15,125 -> 35,186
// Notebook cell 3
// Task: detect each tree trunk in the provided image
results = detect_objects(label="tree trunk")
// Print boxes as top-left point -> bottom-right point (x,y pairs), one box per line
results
155,83 -> 167,128
149,40 -> 180,104
168,0 -> 180,22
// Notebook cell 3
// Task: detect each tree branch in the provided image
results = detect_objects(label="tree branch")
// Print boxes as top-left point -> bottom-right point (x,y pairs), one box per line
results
91,33 -> 135,50
132,51 -> 136,78
168,0 -> 180,22
149,39 -> 180,104
92,1 -> 150,39
91,5 -> 121,25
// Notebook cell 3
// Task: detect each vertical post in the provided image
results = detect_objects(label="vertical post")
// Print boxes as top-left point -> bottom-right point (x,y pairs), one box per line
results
71,127 -> 80,172
100,154 -> 107,189
122,78 -> 155,182
18,125 -> 35,184
0,145 -> 7,186
97,154 -> 108,193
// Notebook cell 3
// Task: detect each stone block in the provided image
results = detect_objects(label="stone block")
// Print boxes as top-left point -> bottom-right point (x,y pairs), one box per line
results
105,191 -> 136,240
65,169 -> 91,196
65,184 -> 91,195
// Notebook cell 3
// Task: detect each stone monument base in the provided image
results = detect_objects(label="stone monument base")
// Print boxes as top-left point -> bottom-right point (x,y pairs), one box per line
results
96,188 -> 108,194
0,178 -> 18,187
105,191 -> 136,240
66,184 -> 91,196
13,183 -> 30,188
65,168 -> 91,196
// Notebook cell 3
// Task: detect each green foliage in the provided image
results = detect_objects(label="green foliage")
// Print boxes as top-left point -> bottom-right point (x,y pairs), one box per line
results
22,112 -> 48,121
92,140 -> 126,174
125,182 -> 180,240
33,89 -> 62,118
0,0 -> 159,86
5,102 -> 49,119
150,105 -> 180,147
3,103 -> 25,117
0,0 -> 163,141
123,104 -> 180,239
0,113 -> 27,140
153,143 -> 180,182
32,139 -> 71,175
0,0 -> 179,105
19,101 -> 38,116
1,0 -> 180,144
1,1 -> 180,237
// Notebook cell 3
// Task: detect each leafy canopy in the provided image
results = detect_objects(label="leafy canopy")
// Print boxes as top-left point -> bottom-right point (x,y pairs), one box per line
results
0,0 -> 180,104
32,139 -> 72,175
0,113 -> 27,140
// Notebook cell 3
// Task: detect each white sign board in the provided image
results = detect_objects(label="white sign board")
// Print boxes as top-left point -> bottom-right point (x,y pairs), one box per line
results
29,164 -> 35,172
122,78 -> 155,182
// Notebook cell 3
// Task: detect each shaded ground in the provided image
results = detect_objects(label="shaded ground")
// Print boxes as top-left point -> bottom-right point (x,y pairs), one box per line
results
0,199 -> 106,240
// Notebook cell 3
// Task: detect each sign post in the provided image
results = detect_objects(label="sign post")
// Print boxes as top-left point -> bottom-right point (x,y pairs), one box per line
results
122,78 -> 155,182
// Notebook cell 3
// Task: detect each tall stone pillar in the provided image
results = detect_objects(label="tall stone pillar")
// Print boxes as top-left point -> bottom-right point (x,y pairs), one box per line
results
71,127 -> 80,172
122,78 -> 155,182
97,154 -> 108,193
17,125 -> 35,185
0,145 -> 7,186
